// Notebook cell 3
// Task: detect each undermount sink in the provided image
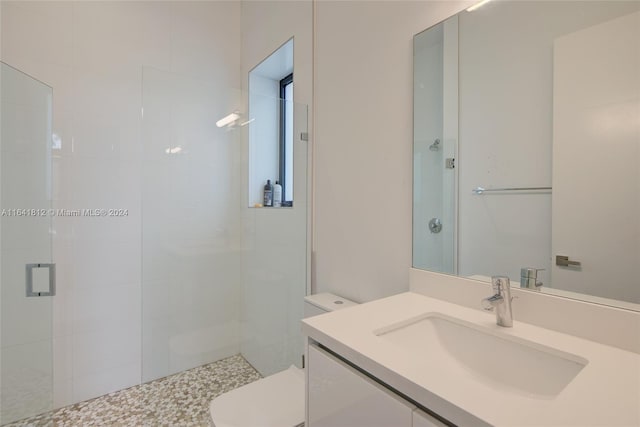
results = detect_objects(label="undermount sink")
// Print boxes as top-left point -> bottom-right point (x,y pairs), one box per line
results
374,313 -> 588,397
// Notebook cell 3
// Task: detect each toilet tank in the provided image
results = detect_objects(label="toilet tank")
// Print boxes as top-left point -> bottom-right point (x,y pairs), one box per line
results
303,293 -> 358,318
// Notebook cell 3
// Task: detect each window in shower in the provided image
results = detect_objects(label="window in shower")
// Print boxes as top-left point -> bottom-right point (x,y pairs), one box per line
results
248,38 -> 294,207
279,72 -> 293,204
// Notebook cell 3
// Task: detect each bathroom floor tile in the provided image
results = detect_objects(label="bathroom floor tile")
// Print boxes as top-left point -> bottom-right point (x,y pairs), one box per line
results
6,354 -> 261,427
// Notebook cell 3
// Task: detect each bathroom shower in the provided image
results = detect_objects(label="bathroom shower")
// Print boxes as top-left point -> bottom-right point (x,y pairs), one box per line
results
0,60 -> 309,425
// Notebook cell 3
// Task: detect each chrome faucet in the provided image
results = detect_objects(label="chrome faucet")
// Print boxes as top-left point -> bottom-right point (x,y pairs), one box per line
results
520,267 -> 544,291
481,276 -> 513,327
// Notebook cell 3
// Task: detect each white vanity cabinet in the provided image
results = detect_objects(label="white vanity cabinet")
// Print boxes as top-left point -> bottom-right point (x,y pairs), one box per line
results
307,344 -> 447,427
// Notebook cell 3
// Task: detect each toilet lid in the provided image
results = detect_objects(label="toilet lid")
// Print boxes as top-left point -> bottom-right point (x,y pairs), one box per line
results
210,365 -> 305,427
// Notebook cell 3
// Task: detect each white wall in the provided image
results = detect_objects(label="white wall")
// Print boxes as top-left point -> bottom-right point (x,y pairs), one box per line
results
240,0 -> 313,376
313,1 -> 472,303
1,0 -> 241,407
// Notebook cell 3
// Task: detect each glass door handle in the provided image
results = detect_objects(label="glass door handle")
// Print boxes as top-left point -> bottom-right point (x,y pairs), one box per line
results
26,263 -> 56,297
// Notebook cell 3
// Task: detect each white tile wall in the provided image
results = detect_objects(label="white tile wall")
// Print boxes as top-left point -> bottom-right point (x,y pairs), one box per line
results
73,326 -> 140,380
72,362 -> 141,404
140,63 -> 242,383
52,334 -> 73,408
1,340 -> 54,423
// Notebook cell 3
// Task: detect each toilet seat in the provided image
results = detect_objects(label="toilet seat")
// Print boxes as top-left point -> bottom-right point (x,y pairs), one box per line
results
209,365 -> 305,427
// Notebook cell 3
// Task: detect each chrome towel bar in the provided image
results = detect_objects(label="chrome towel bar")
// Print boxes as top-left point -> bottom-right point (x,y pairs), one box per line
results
472,186 -> 552,195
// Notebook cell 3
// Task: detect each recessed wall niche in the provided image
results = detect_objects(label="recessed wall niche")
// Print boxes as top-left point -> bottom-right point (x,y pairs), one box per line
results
248,38 -> 294,207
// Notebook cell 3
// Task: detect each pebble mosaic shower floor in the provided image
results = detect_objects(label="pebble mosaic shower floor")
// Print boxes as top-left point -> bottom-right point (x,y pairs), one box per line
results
6,354 -> 261,427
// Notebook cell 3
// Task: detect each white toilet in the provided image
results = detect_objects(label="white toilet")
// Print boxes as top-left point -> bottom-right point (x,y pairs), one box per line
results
209,293 -> 357,427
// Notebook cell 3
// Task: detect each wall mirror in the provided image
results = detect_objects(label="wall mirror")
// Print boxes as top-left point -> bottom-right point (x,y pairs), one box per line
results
413,0 -> 640,310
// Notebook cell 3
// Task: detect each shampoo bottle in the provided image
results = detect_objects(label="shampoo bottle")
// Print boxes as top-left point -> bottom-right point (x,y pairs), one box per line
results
273,181 -> 283,207
263,180 -> 273,207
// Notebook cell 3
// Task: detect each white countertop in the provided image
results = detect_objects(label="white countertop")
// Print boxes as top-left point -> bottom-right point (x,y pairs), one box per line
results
301,292 -> 640,426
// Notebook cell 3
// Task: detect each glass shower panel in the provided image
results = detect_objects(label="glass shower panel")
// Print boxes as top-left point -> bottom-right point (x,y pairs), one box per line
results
142,65 -> 310,387
141,67 -> 244,383
240,99 -> 308,376
0,62 -> 54,425
413,20 -> 457,274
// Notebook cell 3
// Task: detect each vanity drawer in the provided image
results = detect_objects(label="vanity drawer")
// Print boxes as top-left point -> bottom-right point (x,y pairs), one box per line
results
307,344 -> 414,427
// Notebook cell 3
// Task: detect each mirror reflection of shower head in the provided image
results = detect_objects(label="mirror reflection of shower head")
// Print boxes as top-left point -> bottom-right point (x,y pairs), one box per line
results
429,138 -> 440,151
